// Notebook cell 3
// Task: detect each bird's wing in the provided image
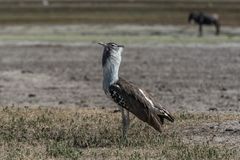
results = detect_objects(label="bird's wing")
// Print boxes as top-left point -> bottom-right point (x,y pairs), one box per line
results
109,77 -> 174,132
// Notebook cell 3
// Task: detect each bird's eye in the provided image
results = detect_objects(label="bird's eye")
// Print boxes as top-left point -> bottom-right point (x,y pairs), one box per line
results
111,43 -> 117,47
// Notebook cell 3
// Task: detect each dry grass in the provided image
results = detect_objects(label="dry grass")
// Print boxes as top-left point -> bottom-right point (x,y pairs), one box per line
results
0,106 -> 239,159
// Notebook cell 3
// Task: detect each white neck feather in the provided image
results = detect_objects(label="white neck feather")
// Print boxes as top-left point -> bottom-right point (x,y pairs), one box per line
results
102,48 -> 122,94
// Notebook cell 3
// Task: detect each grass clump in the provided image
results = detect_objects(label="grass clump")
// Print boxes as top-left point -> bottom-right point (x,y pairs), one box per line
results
46,141 -> 82,159
0,106 -> 239,159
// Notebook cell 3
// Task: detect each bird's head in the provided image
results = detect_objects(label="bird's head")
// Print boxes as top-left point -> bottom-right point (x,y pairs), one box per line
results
98,42 -> 124,67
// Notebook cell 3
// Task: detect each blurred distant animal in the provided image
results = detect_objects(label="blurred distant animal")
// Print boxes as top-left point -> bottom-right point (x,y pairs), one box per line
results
98,42 -> 174,140
188,12 -> 220,36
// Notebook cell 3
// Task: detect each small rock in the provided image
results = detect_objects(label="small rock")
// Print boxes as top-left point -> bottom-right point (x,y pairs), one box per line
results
208,107 -> 218,111
28,94 -> 36,98
113,109 -> 120,113
220,87 -> 227,91
225,128 -> 234,132
70,76 -> 77,81
234,129 -> 240,133
84,75 -> 90,81
21,70 -> 33,74
140,75 -> 146,78
209,126 -> 215,129
58,101 -> 64,105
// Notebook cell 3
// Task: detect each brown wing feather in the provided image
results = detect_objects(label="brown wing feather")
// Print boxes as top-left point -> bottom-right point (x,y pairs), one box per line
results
111,77 -> 174,132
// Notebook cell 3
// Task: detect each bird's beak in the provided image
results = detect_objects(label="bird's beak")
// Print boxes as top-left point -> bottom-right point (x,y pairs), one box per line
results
98,42 -> 106,47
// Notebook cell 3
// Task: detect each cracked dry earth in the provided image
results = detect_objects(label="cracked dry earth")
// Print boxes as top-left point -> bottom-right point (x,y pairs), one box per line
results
0,43 -> 239,147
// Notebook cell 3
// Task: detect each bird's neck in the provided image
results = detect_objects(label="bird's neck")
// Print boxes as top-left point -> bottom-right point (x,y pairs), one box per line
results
102,59 -> 121,94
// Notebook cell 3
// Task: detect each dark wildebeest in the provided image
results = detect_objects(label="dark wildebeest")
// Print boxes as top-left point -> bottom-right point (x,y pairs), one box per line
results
188,12 -> 220,36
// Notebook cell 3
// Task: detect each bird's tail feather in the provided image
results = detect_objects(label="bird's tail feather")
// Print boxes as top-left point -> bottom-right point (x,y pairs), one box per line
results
160,111 -> 174,122
154,106 -> 174,123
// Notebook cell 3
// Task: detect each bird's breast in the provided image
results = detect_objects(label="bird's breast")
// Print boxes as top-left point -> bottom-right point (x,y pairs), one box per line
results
109,85 -> 127,109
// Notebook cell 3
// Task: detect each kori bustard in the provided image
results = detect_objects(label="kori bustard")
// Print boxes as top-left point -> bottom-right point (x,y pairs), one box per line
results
98,42 -> 174,138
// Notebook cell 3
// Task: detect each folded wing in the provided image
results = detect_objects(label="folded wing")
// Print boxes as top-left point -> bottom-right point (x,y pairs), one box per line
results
109,77 -> 174,132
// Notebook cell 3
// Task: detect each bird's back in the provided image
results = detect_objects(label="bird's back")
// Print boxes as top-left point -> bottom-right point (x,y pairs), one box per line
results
109,77 -> 174,132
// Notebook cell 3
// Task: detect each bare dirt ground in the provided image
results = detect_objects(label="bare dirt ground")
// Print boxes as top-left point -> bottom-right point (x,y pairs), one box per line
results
0,25 -> 239,150
0,42 -> 239,112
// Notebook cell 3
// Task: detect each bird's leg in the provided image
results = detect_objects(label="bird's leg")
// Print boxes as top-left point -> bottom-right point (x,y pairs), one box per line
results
126,110 -> 130,131
121,107 -> 129,140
